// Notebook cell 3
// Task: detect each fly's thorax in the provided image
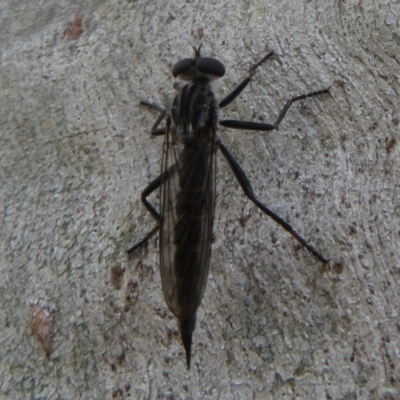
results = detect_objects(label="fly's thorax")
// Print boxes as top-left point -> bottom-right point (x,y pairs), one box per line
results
170,82 -> 218,145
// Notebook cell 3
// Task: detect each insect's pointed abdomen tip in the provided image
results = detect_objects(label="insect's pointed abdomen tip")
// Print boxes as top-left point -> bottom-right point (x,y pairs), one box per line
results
179,314 -> 196,370
182,332 -> 192,369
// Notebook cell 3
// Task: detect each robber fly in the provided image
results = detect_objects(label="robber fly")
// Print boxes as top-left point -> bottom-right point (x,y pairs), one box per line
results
128,45 -> 329,369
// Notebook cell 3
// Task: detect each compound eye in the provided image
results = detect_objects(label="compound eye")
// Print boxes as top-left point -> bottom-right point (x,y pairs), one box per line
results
172,58 -> 194,78
196,57 -> 225,78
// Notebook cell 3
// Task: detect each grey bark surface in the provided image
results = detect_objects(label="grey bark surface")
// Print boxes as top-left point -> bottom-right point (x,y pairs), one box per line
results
1,1 -> 400,399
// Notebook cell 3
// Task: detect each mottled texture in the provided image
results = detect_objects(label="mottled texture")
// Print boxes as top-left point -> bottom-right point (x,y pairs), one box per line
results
1,1 -> 400,399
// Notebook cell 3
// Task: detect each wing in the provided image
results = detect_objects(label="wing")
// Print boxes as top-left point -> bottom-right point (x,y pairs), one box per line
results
159,129 -> 217,320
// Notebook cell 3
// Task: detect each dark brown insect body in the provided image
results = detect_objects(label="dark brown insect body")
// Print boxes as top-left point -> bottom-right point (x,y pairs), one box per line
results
129,46 -> 329,369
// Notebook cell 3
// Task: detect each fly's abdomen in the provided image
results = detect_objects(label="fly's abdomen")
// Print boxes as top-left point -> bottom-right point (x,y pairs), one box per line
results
160,144 -> 216,319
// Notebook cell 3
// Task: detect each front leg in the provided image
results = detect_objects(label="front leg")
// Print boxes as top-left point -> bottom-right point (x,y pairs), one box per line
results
140,100 -> 168,136
219,51 -> 275,109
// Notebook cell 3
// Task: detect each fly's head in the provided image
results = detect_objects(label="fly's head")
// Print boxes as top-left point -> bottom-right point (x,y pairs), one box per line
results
172,45 -> 225,83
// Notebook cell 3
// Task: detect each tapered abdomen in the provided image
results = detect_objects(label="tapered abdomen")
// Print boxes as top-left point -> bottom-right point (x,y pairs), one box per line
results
160,144 -> 216,320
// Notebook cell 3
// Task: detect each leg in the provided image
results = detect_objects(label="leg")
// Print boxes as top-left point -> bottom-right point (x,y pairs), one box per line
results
127,171 -> 166,255
219,52 -> 275,109
219,89 -> 329,130
216,138 -> 328,264
140,100 -> 168,136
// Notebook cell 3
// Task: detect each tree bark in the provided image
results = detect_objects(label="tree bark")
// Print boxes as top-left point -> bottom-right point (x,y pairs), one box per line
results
1,1 -> 399,399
